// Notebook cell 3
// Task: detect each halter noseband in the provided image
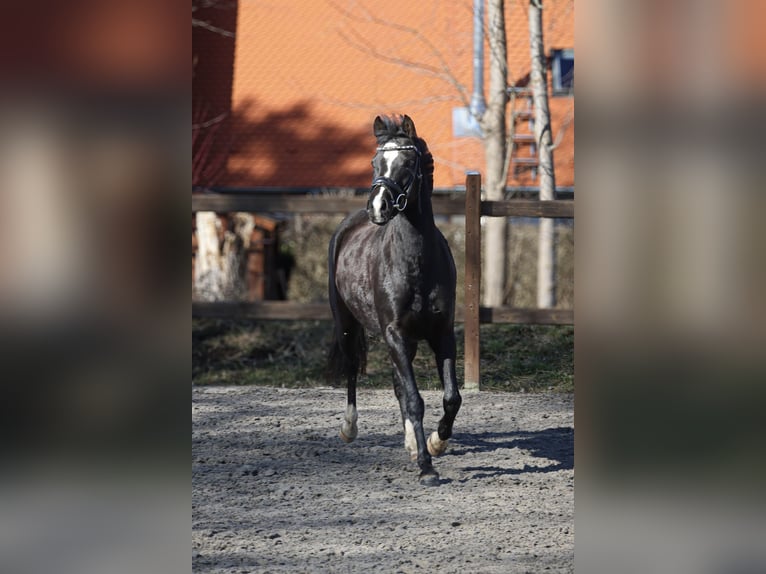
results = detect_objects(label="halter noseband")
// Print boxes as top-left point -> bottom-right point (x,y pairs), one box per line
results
371,144 -> 422,213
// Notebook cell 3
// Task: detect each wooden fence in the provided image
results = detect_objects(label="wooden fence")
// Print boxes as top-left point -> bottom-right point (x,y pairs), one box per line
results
192,173 -> 574,390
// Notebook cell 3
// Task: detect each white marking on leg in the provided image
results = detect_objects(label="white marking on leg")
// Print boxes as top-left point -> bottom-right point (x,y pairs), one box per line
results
340,404 -> 358,443
404,419 -> 417,459
427,430 -> 448,456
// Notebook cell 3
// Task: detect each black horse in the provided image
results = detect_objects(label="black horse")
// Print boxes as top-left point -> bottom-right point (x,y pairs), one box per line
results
328,115 -> 461,486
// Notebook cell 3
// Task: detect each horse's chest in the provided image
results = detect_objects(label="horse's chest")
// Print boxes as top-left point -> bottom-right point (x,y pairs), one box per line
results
408,284 -> 447,317
388,251 -> 451,317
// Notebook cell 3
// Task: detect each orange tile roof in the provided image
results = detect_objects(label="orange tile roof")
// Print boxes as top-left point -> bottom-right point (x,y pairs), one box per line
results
225,0 -> 573,189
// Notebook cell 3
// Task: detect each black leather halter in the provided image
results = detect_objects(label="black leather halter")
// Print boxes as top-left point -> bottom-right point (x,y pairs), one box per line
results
370,144 -> 422,212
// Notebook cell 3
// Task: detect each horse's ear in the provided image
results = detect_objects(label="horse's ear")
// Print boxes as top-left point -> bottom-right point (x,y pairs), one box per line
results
373,116 -> 387,137
401,115 -> 417,138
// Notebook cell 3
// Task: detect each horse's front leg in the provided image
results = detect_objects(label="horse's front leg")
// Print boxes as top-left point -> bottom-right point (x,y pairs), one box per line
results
384,323 -> 439,486
427,330 -> 462,457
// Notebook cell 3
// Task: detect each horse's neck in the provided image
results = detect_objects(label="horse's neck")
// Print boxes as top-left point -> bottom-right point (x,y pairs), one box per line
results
387,206 -> 438,253
404,186 -> 436,232
384,169 -> 436,248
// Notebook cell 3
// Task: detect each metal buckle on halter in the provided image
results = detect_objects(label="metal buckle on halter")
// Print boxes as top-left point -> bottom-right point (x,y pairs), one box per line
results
393,193 -> 408,212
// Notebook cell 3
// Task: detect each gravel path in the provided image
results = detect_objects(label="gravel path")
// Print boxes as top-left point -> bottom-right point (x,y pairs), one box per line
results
192,386 -> 574,573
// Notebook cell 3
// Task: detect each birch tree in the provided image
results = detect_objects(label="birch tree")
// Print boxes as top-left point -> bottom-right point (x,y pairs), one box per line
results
480,0 -> 509,307
529,0 -> 556,308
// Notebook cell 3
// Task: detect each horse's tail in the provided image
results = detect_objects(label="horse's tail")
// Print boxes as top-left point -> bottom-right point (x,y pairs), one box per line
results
326,323 -> 367,383
326,226 -> 367,384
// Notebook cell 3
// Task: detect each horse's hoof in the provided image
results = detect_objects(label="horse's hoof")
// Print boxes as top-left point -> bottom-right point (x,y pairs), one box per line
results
339,425 -> 357,443
427,431 -> 448,456
419,471 -> 440,487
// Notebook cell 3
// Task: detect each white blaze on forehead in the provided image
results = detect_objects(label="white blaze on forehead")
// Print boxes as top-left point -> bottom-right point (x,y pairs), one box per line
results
379,141 -> 403,179
371,142 -> 402,216
382,151 -> 399,178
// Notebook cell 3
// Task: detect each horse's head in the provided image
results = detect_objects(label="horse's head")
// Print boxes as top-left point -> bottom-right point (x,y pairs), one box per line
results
367,115 -> 423,225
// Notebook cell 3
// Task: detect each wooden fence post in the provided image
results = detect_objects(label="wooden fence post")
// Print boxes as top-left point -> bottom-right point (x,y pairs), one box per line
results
464,172 -> 481,391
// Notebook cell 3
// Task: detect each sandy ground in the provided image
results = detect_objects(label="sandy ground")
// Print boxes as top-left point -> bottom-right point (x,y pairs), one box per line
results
192,386 -> 574,573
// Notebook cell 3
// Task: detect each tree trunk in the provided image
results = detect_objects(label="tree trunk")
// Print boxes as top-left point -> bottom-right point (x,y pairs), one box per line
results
481,0 -> 509,308
194,211 -> 254,301
529,0 -> 556,308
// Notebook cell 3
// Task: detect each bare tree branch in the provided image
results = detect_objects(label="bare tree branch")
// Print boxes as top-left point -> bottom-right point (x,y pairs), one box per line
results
314,93 -> 461,111
192,0 -> 237,13
328,0 -> 469,106
192,0 -> 236,37
500,91 -> 518,196
550,103 -> 574,151
192,111 -> 229,131
192,17 -> 235,38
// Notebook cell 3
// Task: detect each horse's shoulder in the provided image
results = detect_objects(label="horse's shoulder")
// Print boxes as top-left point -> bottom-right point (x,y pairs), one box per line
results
347,209 -> 370,227
335,210 -> 368,239
330,210 -> 370,262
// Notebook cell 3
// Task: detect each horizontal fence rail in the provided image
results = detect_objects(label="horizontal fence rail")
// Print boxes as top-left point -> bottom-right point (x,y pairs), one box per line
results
192,194 -> 574,218
197,185 -> 575,200
480,199 -> 573,218
192,177 -> 574,390
192,301 -> 573,325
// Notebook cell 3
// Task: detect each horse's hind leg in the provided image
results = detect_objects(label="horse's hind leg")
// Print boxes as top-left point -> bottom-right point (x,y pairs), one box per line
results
329,305 -> 365,443
340,366 -> 358,443
427,330 -> 462,457
340,323 -> 364,443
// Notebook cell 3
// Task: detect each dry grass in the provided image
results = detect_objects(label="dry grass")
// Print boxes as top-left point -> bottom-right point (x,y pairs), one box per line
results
192,319 -> 573,392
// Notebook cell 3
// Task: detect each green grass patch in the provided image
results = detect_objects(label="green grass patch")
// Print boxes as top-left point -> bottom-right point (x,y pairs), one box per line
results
193,319 -> 573,393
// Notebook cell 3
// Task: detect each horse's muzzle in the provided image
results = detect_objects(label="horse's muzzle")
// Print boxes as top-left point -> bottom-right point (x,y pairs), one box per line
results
367,186 -> 394,225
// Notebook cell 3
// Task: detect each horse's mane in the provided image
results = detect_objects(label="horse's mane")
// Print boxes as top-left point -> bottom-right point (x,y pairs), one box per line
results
374,115 -> 434,193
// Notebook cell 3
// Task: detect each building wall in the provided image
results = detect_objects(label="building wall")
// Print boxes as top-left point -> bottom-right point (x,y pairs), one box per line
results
193,2 -> 239,187
225,0 -> 573,189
